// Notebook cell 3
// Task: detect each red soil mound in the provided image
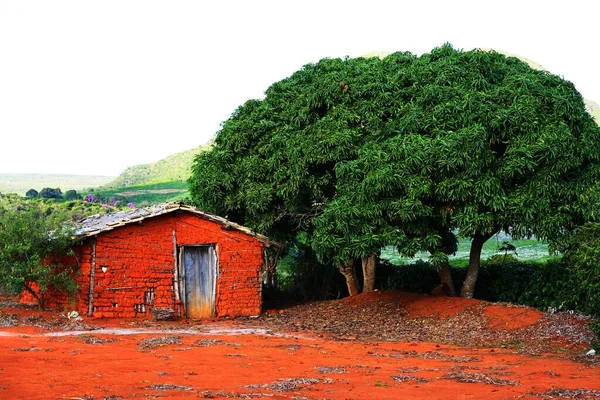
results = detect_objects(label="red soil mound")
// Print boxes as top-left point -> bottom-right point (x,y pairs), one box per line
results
484,304 -> 543,331
341,290 -> 410,306
341,290 -> 541,329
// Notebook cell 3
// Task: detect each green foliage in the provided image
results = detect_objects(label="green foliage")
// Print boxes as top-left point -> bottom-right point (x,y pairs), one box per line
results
485,254 -> 519,264
557,223 -> 600,316
590,320 -> 600,340
39,187 -> 63,199
63,190 -> 81,201
498,241 -> 517,257
55,200 -> 110,221
384,259 -> 440,294
190,44 -> 600,293
0,193 -> 109,222
0,198 -> 78,308
276,236 -> 347,301
475,259 -> 579,310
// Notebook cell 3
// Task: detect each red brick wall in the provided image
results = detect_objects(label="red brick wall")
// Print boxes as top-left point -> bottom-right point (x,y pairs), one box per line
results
22,212 -> 265,318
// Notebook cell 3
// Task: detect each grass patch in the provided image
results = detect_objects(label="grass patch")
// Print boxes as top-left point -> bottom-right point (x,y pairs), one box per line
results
88,180 -> 189,206
381,235 -> 550,267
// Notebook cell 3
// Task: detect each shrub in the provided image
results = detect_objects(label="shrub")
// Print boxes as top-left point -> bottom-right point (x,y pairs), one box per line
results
275,239 -> 347,303
0,202 -> 77,308
39,187 -> 63,199
277,255 -> 346,302
559,223 -> 600,316
64,190 -> 81,201
476,259 -> 581,311
384,259 -> 440,294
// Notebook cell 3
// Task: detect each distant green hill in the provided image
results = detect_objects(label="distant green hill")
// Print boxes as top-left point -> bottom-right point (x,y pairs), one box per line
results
105,140 -> 213,188
0,174 -> 114,196
90,180 -> 189,207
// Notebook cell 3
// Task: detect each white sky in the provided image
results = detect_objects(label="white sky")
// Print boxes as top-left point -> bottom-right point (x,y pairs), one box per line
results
1,0 -> 599,176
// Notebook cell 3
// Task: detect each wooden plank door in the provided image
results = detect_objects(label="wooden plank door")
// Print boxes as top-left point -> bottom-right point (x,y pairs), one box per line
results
182,245 -> 216,318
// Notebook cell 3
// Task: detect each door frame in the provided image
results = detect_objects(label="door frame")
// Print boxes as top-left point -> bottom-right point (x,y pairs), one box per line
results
177,244 -> 218,318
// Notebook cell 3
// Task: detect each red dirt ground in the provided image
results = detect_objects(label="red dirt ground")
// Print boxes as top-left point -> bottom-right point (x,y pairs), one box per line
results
1,292 -> 599,400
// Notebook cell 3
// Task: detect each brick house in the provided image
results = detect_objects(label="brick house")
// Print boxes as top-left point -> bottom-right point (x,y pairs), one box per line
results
21,203 -> 277,319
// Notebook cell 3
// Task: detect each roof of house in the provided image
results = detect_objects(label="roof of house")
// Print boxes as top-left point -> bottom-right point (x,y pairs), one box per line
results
74,202 -> 277,246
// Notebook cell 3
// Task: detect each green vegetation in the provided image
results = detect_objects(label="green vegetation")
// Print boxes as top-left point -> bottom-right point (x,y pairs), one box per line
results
89,180 -> 189,207
191,44 -> 600,300
63,189 -> 82,201
485,49 -> 600,125
5,179 -> 187,212
558,223 -> 600,318
39,187 -> 63,199
369,49 -> 600,126
0,195 -> 78,308
105,142 -> 212,188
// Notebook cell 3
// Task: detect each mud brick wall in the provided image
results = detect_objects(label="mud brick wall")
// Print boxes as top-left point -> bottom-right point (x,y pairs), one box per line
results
23,211 -> 265,318
174,213 -> 264,317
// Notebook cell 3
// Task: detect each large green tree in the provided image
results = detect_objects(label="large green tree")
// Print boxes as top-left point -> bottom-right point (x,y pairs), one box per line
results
190,44 -> 600,297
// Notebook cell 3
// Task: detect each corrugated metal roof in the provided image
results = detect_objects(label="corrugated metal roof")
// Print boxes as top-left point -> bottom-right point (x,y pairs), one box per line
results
74,202 -> 277,246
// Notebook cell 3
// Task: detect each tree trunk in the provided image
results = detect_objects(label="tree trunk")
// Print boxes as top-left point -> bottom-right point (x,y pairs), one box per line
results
460,233 -> 494,298
23,282 -> 44,310
361,254 -> 376,293
439,262 -> 455,296
338,258 -> 360,296
262,247 -> 281,288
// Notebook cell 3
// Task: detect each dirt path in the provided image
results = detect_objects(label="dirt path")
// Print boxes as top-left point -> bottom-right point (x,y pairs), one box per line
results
1,322 -> 599,399
1,291 -> 599,399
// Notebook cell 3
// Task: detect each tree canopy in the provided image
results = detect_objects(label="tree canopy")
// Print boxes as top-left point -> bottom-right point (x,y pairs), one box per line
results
64,189 -> 81,201
190,44 -> 600,297
39,187 -> 63,199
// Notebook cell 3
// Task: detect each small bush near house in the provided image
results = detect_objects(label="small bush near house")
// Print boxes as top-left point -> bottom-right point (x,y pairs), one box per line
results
0,200 -> 77,309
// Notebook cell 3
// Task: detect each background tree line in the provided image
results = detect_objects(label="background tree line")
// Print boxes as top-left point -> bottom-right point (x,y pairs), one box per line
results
26,187 -> 81,200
